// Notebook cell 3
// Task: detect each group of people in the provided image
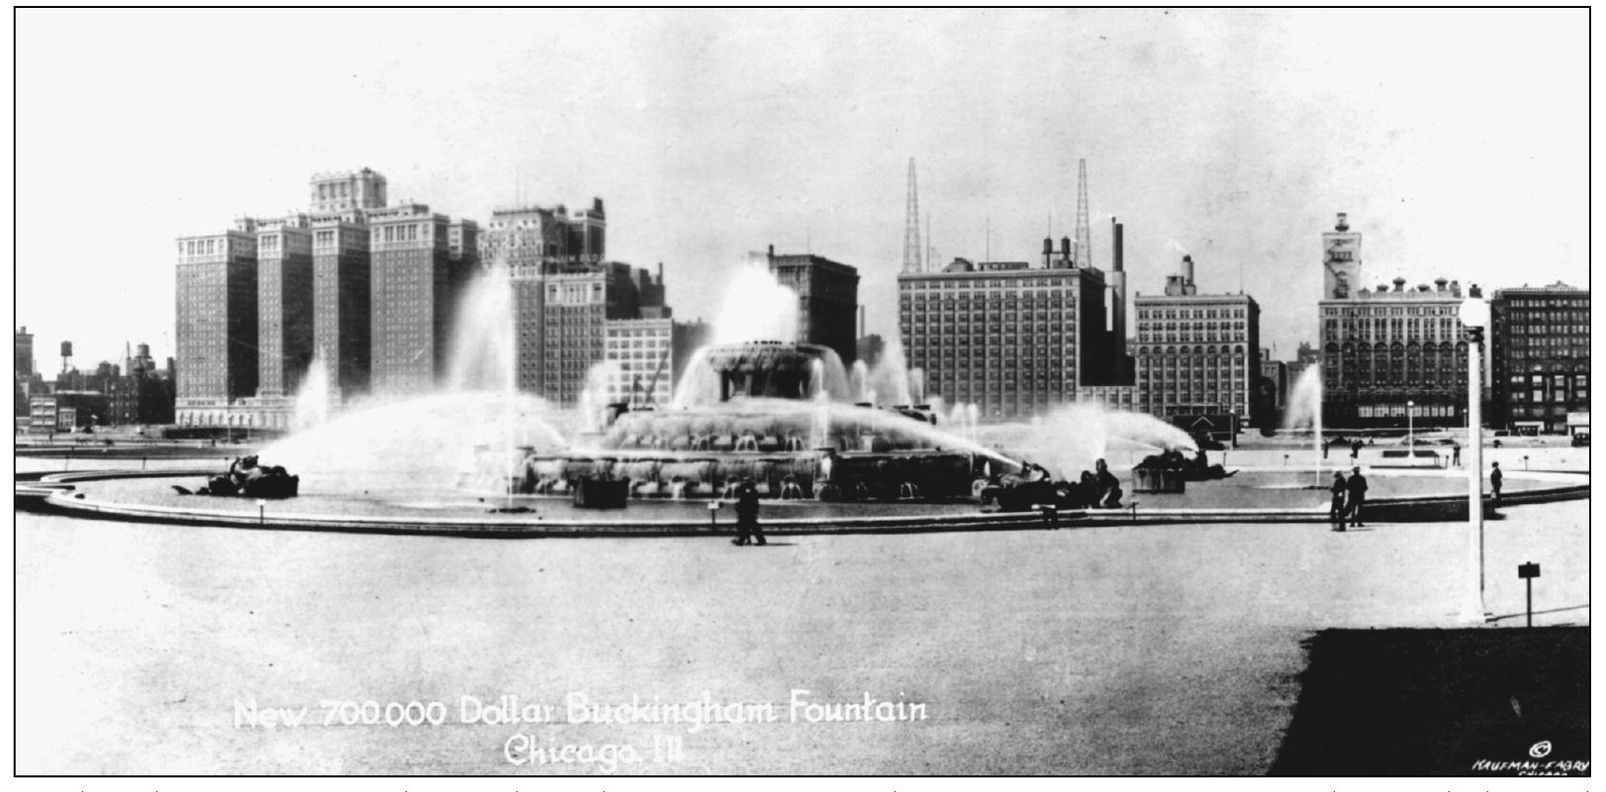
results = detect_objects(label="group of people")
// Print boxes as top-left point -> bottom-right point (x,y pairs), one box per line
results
1327,466 -> 1369,531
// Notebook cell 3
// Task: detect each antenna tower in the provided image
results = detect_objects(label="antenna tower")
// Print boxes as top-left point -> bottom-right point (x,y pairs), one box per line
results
902,158 -> 922,273
1074,159 -> 1092,268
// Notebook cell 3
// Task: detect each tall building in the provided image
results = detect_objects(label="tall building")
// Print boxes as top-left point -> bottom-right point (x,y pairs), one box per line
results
1134,256 -> 1262,427
538,262 -> 666,406
1491,282 -> 1589,433
761,249 -> 861,367
15,326 -> 33,381
311,208 -> 373,402
368,204 -> 453,395
899,253 -> 1116,421
1319,276 -> 1475,428
175,222 -> 259,426
309,168 -> 387,214
254,215 -> 315,397
1321,212 -> 1363,299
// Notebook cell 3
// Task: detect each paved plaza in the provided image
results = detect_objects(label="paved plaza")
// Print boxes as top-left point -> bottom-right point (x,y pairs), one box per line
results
15,492 -> 1587,774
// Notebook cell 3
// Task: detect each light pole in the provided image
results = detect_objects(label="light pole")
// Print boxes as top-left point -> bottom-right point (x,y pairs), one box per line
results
1458,295 -> 1489,623
1407,399 -> 1415,449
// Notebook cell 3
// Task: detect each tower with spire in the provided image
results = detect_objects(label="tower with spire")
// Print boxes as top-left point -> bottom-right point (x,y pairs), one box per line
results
902,158 -> 923,273
1074,158 -> 1092,269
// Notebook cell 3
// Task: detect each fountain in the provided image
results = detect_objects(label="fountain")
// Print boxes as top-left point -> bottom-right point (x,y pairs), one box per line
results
1283,367 -> 1324,484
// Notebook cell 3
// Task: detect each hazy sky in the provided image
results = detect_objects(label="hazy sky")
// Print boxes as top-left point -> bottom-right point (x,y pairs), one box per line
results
14,8 -> 1589,371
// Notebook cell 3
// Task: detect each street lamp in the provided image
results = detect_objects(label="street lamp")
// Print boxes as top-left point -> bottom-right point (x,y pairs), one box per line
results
1458,294 -> 1490,622
1407,399 -> 1415,449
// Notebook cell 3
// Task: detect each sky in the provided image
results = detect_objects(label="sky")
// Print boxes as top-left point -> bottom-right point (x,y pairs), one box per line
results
13,8 -> 1590,372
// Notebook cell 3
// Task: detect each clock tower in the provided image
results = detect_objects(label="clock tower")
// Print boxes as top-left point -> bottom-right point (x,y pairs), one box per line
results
1321,212 -> 1362,299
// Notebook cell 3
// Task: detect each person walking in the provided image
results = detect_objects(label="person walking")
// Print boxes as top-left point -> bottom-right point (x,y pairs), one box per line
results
1451,441 -> 1462,467
1346,466 -> 1369,527
1490,462 -> 1503,506
731,478 -> 765,546
1329,471 -> 1349,531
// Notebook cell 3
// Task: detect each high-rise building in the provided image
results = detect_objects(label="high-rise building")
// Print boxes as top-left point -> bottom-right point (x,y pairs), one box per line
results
175,221 -> 259,426
899,253 -> 1116,421
254,215 -> 316,398
15,326 -> 33,381
1319,276 -> 1475,428
311,209 -> 373,402
1491,282 -> 1589,433
537,262 -> 666,406
309,168 -> 387,214
1134,256 -> 1262,427
761,249 -> 860,367
368,204 -> 453,395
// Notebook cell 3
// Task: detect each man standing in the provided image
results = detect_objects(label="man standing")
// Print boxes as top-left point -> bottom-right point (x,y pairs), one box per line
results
1490,462 -> 1503,506
1346,466 -> 1369,527
1452,441 -> 1462,467
732,478 -> 765,546
1329,471 -> 1348,531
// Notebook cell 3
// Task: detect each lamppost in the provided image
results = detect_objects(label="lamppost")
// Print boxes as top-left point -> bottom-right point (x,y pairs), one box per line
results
1458,294 -> 1489,622
1407,399 -> 1415,449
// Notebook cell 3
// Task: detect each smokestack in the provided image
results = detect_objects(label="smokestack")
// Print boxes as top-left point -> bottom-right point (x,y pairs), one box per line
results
1042,237 -> 1053,268
1111,218 -> 1123,272
1181,255 -> 1194,285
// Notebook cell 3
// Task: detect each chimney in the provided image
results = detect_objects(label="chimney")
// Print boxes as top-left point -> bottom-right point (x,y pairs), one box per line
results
1469,283 -> 1483,299
1111,218 -> 1123,272
1335,212 -> 1349,232
1435,277 -> 1448,292
1393,277 -> 1405,292
1181,255 -> 1194,285
1042,237 -> 1053,268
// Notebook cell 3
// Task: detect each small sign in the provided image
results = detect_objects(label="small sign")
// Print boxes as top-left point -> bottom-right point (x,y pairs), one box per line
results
707,501 -> 720,511
1518,562 -> 1540,579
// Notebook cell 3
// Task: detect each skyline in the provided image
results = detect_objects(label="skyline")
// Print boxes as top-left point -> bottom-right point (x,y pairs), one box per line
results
15,8 -> 1589,370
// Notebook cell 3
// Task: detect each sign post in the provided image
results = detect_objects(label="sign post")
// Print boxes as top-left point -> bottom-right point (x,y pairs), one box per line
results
708,500 -> 720,531
1517,562 -> 1540,627
257,498 -> 266,527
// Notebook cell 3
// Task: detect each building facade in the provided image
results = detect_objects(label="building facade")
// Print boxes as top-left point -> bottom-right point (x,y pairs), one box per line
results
311,209 -> 373,403
1491,282 -> 1589,433
309,168 -> 387,215
536,262 -> 667,407
603,318 -> 676,408
763,250 -> 861,368
899,256 -> 1115,421
1133,257 -> 1262,427
368,204 -> 454,395
1319,277 -> 1475,428
254,215 -> 316,398
175,223 -> 259,426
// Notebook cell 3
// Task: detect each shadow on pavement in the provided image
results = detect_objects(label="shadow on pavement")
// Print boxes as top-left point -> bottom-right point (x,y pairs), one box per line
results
1271,627 -> 1588,776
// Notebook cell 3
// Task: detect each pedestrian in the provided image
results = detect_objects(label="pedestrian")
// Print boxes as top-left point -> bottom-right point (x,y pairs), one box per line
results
1322,439 -> 1330,459
1346,466 -> 1369,527
1452,441 -> 1461,467
1329,471 -> 1348,531
1490,462 -> 1503,506
732,478 -> 765,546
1351,439 -> 1363,460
